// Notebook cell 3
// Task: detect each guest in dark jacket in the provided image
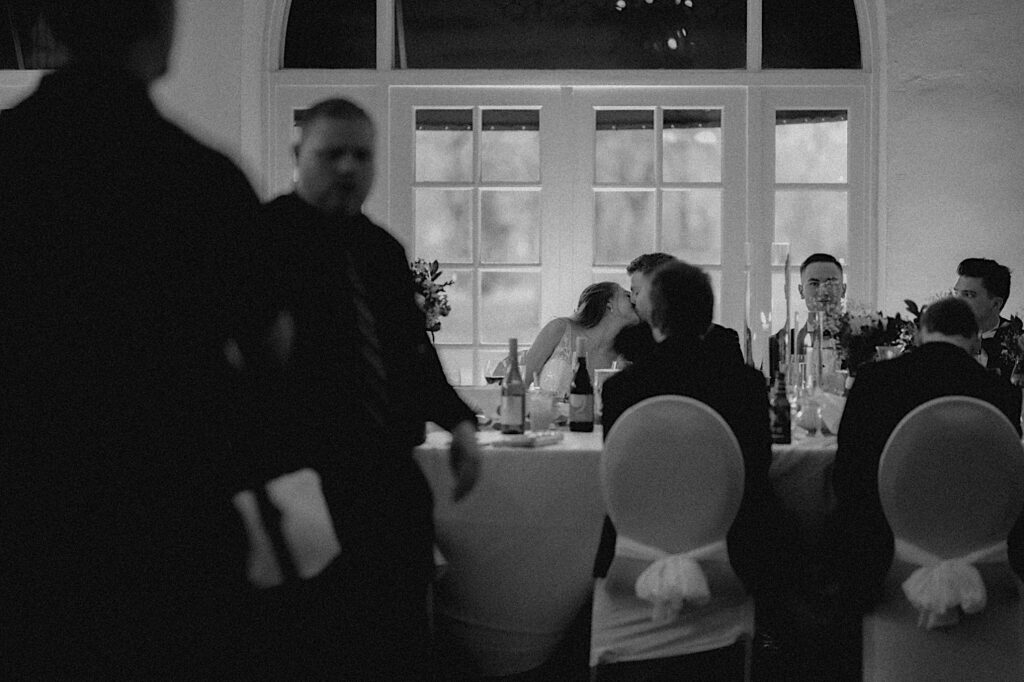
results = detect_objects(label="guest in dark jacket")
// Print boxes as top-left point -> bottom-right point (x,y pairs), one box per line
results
827,296 -> 1023,614
597,261 -> 789,598
1,1 -> 273,677
254,97 -> 481,680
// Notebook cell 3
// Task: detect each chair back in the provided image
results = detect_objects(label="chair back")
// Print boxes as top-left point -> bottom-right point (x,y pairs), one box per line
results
603,395 -> 745,554
863,396 -> 1024,680
591,396 -> 753,672
878,396 -> 1024,559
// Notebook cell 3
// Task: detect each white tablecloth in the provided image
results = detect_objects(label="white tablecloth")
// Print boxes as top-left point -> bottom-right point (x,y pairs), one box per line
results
414,427 -> 837,675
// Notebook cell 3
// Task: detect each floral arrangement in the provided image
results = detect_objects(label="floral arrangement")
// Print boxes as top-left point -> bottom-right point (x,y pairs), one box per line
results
832,304 -> 912,375
810,283 -> 911,375
992,314 -> 1024,382
410,258 -> 454,334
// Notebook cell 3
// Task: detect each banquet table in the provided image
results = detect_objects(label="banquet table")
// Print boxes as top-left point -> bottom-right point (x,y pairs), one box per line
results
414,425 -> 837,676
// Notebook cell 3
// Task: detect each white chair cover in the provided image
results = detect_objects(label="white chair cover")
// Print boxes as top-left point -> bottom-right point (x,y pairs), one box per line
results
864,396 -> 1024,681
591,396 -> 754,668
418,436 -> 606,676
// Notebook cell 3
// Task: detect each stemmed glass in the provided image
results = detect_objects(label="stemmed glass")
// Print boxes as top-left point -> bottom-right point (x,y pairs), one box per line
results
483,359 -> 504,386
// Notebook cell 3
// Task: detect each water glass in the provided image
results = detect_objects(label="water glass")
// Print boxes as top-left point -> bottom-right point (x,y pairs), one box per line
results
528,389 -> 557,431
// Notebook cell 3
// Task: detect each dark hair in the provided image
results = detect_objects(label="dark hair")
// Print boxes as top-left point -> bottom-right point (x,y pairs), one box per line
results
800,253 -> 844,275
649,261 -> 714,340
571,282 -> 619,329
920,297 -> 979,339
626,252 -> 676,276
296,98 -> 375,139
957,258 -> 1011,302
45,0 -> 172,61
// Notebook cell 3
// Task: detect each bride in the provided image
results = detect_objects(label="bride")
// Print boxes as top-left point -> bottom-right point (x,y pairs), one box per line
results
522,282 -> 640,397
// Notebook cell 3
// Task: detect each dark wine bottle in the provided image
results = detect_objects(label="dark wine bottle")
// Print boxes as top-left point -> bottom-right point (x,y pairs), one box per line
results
501,338 -> 526,434
569,338 -> 594,432
769,371 -> 792,444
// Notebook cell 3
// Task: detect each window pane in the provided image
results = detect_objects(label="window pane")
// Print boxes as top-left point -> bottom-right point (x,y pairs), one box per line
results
662,189 -> 722,264
396,0 -> 746,69
774,190 -> 848,264
416,110 -> 473,182
433,269 -> 474,345
481,190 -> 540,264
594,191 -> 655,265
480,271 -> 541,344
775,111 -> 848,184
596,110 -> 655,184
763,0 -> 862,69
415,189 -> 473,262
663,110 -> 722,183
481,110 -> 540,182
284,0 -> 375,68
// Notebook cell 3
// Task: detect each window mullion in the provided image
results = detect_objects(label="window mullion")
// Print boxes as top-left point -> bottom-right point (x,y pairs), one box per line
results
377,0 -> 394,70
747,0 -> 762,71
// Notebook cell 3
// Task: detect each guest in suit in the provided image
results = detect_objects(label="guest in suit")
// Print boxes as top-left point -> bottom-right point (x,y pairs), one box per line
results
595,260 -> 792,680
615,252 -> 744,369
826,296 -> 1023,615
768,252 -> 846,377
1,1 -> 277,676
954,257 -> 1020,379
255,98 -> 481,679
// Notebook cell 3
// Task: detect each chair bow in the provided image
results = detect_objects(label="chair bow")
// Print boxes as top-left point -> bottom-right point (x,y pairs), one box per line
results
616,535 -> 728,623
895,538 -> 1007,630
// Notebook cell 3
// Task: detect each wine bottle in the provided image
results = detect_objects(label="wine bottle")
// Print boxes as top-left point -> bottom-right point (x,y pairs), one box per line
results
770,371 -> 792,444
501,338 -> 526,434
569,338 -> 594,432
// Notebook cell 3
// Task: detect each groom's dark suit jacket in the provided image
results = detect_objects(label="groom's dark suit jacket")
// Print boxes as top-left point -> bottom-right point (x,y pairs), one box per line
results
827,341 -> 1023,612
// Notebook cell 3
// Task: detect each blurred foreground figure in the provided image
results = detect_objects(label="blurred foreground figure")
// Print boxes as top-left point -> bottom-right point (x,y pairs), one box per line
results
254,98 -> 481,679
1,1 -> 268,676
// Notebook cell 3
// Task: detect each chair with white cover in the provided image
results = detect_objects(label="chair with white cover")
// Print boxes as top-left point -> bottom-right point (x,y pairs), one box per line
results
863,396 -> 1024,682
590,396 -> 754,679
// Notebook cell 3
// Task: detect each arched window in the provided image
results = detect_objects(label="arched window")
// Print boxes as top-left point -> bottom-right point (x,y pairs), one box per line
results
272,0 -> 873,382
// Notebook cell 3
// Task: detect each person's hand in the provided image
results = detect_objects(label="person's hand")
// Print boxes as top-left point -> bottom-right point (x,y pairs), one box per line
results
448,419 -> 481,502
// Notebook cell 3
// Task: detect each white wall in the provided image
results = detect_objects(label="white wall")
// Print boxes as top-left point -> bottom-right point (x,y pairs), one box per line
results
883,0 -> 1024,315
153,0 -> 253,180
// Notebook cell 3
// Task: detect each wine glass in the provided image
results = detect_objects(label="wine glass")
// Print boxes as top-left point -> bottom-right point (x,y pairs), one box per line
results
483,359 -> 504,386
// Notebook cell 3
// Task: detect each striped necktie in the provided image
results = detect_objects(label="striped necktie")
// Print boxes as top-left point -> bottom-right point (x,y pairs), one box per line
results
343,249 -> 388,432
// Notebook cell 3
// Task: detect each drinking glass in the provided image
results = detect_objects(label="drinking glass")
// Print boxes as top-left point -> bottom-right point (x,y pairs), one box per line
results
483,359 -> 504,386
528,389 -> 557,431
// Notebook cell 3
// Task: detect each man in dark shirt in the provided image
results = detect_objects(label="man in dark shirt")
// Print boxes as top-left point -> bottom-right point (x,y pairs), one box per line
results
1,1 -> 271,676
257,97 -> 481,679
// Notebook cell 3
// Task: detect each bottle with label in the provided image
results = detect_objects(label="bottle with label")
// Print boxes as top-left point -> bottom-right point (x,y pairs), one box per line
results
501,338 -> 526,434
770,371 -> 792,444
569,338 -> 594,432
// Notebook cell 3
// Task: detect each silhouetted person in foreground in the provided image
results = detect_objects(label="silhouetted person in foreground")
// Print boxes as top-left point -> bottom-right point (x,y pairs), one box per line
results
1,1 -> 271,676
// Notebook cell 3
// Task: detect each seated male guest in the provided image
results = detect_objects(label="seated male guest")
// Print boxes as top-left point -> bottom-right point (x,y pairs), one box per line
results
595,261 -> 791,680
954,257 -> 1019,379
768,253 -> 846,377
615,252 -> 744,369
826,296 -> 1023,618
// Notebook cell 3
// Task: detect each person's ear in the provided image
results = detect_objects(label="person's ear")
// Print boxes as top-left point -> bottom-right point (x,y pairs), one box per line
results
993,295 -> 1005,313
841,283 -> 847,298
798,284 -> 805,300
